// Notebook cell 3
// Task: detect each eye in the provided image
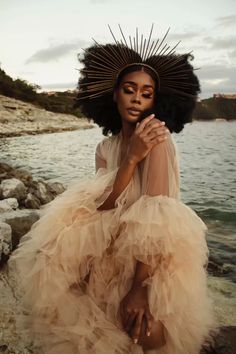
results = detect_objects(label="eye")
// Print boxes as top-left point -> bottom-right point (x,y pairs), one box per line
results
143,93 -> 153,99
123,87 -> 134,94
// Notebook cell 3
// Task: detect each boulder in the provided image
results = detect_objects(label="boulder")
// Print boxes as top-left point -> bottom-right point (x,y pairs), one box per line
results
0,209 -> 41,248
200,326 -> 236,353
23,192 -> 41,209
0,198 -> 18,213
34,181 -> 53,204
0,222 -> 12,263
47,181 -> 65,195
0,178 -> 27,201
0,163 -> 33,186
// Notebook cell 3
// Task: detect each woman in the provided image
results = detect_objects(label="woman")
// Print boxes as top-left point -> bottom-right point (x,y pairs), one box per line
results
9,26 -> 217,354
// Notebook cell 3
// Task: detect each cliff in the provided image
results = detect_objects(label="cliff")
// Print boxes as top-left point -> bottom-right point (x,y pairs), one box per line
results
0,94 -> 95,138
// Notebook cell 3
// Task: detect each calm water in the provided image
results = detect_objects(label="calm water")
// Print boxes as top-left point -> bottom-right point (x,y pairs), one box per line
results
1,121 -> 236,323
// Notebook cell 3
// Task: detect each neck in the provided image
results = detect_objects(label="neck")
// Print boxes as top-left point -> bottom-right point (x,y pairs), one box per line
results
121,121 -> 136,142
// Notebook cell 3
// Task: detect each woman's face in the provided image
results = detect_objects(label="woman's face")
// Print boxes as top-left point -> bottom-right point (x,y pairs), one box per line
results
113,70 -> 156,124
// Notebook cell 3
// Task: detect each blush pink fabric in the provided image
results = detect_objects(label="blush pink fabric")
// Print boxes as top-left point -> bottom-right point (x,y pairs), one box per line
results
9,131 -> 218,354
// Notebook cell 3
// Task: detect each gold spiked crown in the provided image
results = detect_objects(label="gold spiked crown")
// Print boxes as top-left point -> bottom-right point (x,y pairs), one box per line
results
76,24 -> 199,100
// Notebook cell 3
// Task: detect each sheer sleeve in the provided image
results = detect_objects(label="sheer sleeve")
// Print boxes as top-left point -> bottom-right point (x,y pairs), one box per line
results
139,133 -> 180,199
95,141 -> 107,172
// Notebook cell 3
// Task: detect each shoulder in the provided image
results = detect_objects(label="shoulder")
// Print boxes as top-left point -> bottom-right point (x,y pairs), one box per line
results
150,132 -> 177,157
95,134 -> 118,159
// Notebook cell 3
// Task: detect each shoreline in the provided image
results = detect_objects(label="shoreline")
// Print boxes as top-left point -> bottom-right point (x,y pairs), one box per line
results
0,122 -> 96,139
0,94 -> 96,138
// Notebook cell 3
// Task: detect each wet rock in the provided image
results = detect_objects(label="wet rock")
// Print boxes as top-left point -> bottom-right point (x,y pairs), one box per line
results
0,178 -> 27,201
34,181 -> 53,204
0,198 -> 18,213
0,222 -> 12,263
23,192 -> 41,209
0,209 -> 40,248
200,326 -> 236,354
0,163 -> 33,186
207,254 -> 232,277
47,181 -> 65,195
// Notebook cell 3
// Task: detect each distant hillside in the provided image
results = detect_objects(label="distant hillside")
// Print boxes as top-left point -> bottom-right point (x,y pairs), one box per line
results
0,68 -> 83,118
194,97 -> 236,121
0,67 -> 235,120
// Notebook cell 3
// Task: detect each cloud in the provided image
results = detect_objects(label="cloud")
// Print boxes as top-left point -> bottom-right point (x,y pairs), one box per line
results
197,64 -> 236,97
90,0 -> 110,3
203,35 -> 236,50
40,81 -> 77,90
215,14 -> 236,27
228,49 -> 236,60
25,40 -> 89,64
168,31 -> 199,42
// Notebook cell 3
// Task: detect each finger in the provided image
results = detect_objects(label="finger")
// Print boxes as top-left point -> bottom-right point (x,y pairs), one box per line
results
132,310 -> 144,344
150,135 -> 168,145
145,311 -> 154,336
136,114 -> 155,133
147,127 -> 168,139
142,122 -> 165,136
124,311 -> 137,332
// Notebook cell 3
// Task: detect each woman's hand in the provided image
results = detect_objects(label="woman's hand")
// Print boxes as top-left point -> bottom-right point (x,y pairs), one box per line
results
127,114 -> 168,164
119,284 -> 154,344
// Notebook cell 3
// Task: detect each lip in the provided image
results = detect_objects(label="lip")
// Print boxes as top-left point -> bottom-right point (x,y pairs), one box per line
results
127,107 -> 142,116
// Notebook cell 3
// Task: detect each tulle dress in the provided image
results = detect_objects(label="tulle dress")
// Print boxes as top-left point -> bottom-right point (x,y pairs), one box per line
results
9,130 -> 217,354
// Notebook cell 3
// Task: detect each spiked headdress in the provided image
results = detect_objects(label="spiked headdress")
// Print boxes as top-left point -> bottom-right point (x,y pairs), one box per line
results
76,24 -> 199,100
74,25 -> 200,135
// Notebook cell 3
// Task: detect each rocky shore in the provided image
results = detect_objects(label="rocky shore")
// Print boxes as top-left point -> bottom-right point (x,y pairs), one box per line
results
0,94 -> 95,138
0,162 -> 236,353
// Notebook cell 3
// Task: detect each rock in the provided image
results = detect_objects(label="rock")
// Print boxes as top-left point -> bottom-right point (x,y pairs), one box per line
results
0,222 -> 12,263
12,168 -> 33,187
0,163 -> 12,174
0,198 -> 18,213
207,254 -> 232,277
0,265 -> 34,354
200,326 -> 236,353
0,209 -> 41,248
34,181 -> 53,204
47,181 -> 65,195
0,163 -> 33,186
0,94 -> 95,138
23,193 -> 41,209
0,178 -> 27,201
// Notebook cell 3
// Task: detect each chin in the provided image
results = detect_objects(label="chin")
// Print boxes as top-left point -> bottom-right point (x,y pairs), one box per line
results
123,114 -> 140,124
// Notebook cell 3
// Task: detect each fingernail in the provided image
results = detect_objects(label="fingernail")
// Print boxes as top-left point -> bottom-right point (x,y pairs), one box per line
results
161,121 -> 165,125
147,331 -> 151,336
133,338 -> 138,344
150,114 -> 155,118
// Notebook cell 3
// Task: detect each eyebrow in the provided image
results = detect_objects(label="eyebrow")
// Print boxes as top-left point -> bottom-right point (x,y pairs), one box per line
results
122,81 -> 154,89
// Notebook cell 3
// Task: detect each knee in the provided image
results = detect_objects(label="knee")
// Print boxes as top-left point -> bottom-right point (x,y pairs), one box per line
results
138,320 -> 166,351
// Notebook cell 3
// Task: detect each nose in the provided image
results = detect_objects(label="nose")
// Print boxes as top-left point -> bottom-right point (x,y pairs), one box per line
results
131,92 -> 141,104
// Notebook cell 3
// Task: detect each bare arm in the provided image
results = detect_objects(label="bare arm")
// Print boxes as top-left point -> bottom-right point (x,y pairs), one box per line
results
132,261 -> 151,288
97,115 -> 167,211
97,156 -> 137,210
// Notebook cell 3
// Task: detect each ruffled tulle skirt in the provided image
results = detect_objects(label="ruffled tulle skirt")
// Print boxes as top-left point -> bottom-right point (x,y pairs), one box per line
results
9,168 -> 217,354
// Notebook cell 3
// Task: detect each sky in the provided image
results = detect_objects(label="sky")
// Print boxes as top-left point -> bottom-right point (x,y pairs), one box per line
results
0,0 -> 235,98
